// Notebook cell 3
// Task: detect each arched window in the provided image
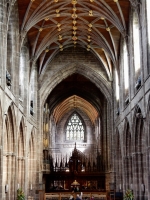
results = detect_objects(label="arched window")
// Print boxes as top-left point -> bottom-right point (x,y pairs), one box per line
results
30,65 -> 37,116
123,41 -> 129,90
65,113 -> 84,141
133,11 -> 141,73
19,52 -> 25,100
115,70 -> 119,100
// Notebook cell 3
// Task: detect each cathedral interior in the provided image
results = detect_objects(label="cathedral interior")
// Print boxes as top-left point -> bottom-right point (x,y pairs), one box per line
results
0,0 -> 150,199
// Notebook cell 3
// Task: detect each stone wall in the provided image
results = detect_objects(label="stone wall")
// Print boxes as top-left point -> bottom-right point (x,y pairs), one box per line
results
113,1 -> 150,200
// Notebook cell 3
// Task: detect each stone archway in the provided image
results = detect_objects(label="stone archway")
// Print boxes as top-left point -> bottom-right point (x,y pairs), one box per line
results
123,119 -> 133,191
132,106 -> 145,200
115,129 -> 123,192
3,104 -> 16,200
28,128 -> 37,198
17,117 -> 25,190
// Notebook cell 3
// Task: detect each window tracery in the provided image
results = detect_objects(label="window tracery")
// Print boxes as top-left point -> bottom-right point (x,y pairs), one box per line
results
66,113 -> 84,141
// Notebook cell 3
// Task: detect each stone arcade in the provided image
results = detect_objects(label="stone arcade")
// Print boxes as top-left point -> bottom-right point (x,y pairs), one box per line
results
0,0 -> 150,200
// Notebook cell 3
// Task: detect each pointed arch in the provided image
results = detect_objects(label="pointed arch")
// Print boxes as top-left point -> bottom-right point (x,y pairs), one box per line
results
18,117 -> 25,157
132,105 -> 145,196
5,103 -> 16,153
17,117 -> 26,189
115,129 -> 123,191
40,63 -> 112,108
123,118 -> 133,190
133,105 -> 144,152
3,103 -> 16,199
65,112 -> 85,142
28,127 -> 36,193
123,118 -> 132,156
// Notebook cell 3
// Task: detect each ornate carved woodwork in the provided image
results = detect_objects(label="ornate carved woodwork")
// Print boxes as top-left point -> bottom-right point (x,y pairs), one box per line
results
43,144 -> 106,192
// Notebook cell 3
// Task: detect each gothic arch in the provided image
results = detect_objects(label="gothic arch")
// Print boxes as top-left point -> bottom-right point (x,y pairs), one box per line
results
3,103 -> 16,199
40,63 -> 112,108
115,129 -> 123,191
123,118 -> 132,156
4,103 -> 16,153
18,117 -> 25,157
64,111 -> 86,141
17,117 -> 25,189
28,127 -> 36,193
132,105 -> 145,198
132,105 -> 144,152
123,118 -> 133,190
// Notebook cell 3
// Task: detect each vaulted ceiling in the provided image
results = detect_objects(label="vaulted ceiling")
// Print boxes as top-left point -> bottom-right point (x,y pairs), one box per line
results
53,95 -> 99,124
46,73 -> 104,123
18,0 -> 130,78
17,0 -> 130,121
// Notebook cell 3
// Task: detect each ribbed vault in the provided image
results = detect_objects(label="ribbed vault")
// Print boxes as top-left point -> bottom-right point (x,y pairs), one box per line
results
46,73 -> 106,117
53,95 -> 99,124
17,0 -> 130,77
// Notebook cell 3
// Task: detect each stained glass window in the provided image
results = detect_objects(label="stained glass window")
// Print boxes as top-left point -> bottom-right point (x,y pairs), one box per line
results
66,113 -> 84,141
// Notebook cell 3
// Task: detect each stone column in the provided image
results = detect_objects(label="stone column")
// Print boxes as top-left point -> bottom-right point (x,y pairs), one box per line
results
123,156 -> 129,191
132,152 -> 144,200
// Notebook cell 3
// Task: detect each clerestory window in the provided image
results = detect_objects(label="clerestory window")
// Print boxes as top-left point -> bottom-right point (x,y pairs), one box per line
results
123,41 -> 129,90
133,11 -> 141,73
115,70 -> 119,100
65,113 -> 84,141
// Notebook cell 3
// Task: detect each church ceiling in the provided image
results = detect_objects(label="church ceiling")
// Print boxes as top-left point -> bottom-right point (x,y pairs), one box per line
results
18,0 -> 130,78
53,95 -> 98,124
46,73 -> 105,119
